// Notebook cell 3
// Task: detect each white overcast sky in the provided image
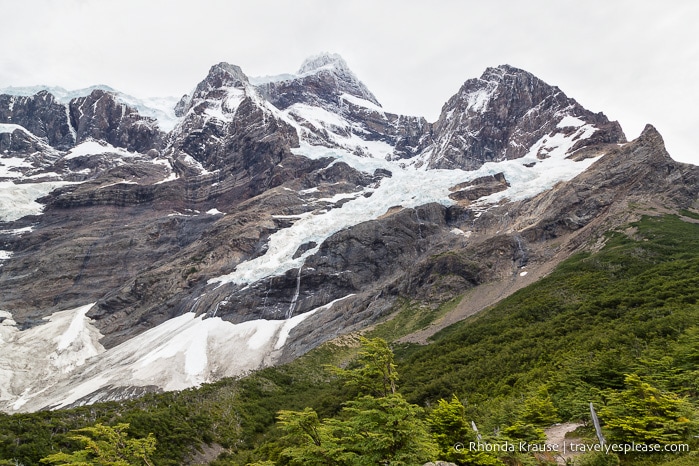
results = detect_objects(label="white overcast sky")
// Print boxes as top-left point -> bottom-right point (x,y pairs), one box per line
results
1,0 -> 697,164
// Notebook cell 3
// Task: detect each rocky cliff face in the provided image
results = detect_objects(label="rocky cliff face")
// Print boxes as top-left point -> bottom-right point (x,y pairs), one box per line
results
166,62 -> 300,202
0,56 -> 696,412
69,90 -> 164,153
0,91 -> 75,150
422,65 -> 626,169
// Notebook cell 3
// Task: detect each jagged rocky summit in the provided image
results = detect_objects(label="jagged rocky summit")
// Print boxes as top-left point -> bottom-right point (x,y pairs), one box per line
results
1,54 -> 697,413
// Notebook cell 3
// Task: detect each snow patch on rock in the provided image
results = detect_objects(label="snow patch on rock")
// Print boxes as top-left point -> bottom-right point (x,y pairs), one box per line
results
466,83 -> 498,113
557,115 -> 586,128
64,139 -> 138,160
0,156 -> 33,179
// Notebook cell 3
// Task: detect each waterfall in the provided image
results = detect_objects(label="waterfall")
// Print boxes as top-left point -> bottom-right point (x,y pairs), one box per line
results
514,234 -> 528,268
286,263 -> 303,319
415,209 -> 424,239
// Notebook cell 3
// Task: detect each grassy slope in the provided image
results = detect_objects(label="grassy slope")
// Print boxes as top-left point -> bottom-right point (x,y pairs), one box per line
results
1,214 -> 698,465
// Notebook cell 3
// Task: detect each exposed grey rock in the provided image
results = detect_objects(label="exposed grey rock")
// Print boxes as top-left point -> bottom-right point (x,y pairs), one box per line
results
449,172 -> 509,202
69,89 -> 164,153
424,65 -> 626,170
0,91 -> 75,150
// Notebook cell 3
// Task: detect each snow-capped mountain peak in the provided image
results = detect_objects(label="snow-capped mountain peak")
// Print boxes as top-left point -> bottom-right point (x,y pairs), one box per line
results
417,64 -> 627,170
194,62 -> 249,95
297,52 -> 350,75
256,53 -> 381,110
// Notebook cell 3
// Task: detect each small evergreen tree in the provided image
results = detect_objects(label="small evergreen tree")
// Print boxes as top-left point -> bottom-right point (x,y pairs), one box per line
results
427,396 -> 504,465
599,374 -> 696,444
39,423 -> 156,466
428,395 -> 475,452
333,394 -> 438,465
329,337 -> 398,398
520,387 -> 559,427
276,408 -> 346,465
276,338 -> 438,465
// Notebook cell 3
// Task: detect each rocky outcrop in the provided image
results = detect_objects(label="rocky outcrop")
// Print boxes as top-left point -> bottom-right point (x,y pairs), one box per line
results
69,90 -> 164,153
423,65 -> 626,170
0,91 -> 75,150
449,172 -> 509,202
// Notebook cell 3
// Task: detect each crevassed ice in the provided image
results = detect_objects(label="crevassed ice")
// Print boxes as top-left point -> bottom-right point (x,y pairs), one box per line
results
210,122 -> 600,287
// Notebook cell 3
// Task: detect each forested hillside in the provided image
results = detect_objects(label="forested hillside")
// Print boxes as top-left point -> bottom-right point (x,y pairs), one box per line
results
2,213 -> 698,465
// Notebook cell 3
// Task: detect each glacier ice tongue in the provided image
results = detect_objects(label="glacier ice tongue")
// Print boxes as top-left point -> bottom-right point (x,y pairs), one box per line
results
210,124 -> 603,288
0,301 -> 331,413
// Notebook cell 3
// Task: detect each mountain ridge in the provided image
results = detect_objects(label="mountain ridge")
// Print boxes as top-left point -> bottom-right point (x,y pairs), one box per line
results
0,54 -> 697,413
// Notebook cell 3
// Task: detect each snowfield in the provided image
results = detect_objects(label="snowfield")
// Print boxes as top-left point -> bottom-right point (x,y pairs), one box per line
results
64,139 -> 139,160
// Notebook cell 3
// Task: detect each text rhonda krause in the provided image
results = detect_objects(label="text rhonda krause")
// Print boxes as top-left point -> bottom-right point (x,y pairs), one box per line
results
457,441 -> 690,455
